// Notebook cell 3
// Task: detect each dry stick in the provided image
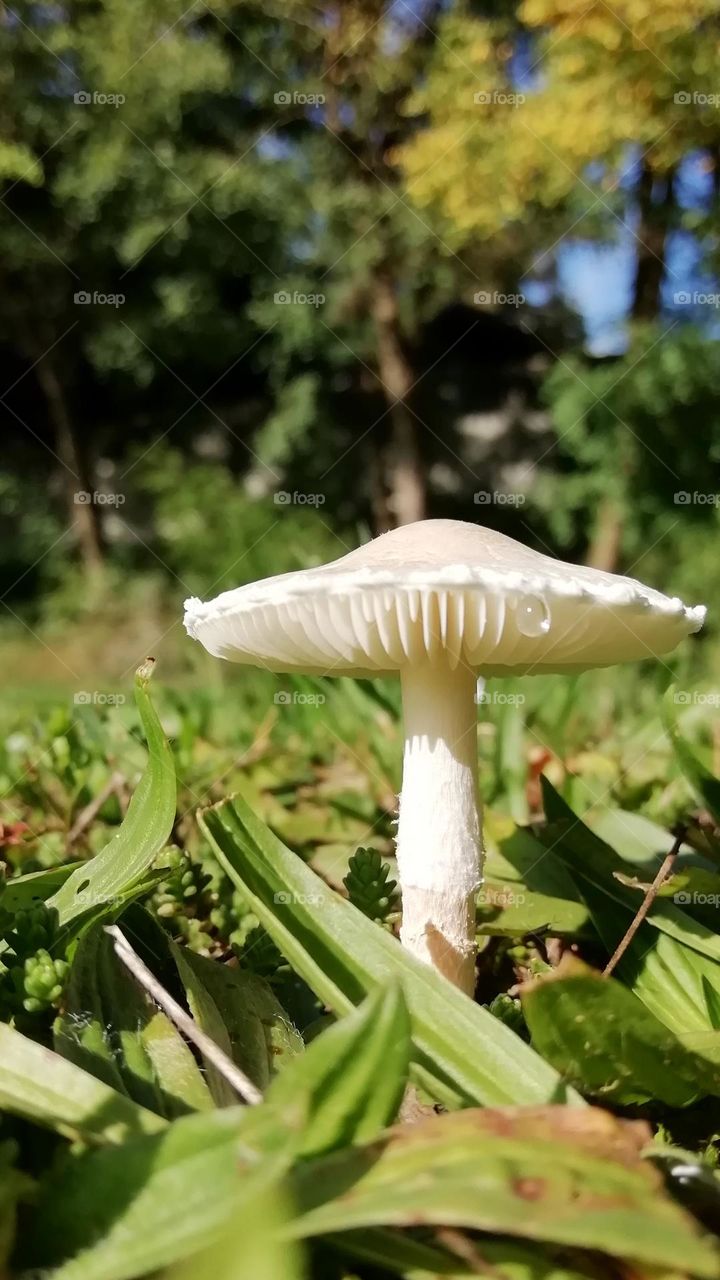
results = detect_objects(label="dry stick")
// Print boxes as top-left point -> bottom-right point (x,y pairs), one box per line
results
68,771 -> 125,844
603,826 -> 686,979
104,924 -> 262,1105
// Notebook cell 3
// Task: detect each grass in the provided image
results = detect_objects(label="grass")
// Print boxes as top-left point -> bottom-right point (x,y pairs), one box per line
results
1,616 -> 720,1278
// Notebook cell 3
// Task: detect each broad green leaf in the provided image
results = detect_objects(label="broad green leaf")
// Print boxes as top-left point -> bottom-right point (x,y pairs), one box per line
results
0,1023 -> 164,1143
522,958 -> 720,1105
164,1170 -> 305,1280
30,1108 -> 277,1280
55,924 -> 212,1117
289,1109 -> 720,1278
266,984 -> 410,1158
664,686 -> 720,825
200,793 -> 580,1109
28,988 -> 408,1280
480,816 -> 590,937
48,663 -> 176,930
0,863 -> 78,910
574,872 -> 720,1044
539,777 -> 720,967
171,944 -> 302,1104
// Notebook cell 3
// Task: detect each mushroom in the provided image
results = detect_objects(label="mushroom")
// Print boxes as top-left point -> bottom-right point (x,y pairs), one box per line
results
184,519 -> 705,996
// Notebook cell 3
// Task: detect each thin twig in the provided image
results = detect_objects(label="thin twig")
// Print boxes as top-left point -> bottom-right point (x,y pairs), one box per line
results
603,826 -> 686,978
68,771 -> 125,844
104,924 -> 262,1105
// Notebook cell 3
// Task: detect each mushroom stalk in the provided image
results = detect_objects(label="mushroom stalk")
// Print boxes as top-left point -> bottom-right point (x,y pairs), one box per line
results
397,659 -> 481,995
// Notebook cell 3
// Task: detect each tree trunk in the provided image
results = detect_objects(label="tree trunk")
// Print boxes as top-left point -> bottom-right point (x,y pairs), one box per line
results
632,164 -> 674,322
35,357 -> 104,575
585,496 -> 623,573
371,266 -> 426,527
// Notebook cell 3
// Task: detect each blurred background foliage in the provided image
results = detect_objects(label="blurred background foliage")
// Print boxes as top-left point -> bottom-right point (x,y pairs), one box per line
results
0,0 -> 718,703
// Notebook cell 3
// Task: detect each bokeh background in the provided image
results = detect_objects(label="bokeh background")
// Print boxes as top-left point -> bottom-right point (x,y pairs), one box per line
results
1,0 -> 719,711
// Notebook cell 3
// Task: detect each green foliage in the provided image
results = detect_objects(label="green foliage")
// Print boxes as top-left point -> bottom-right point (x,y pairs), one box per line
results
343,846 -> 399,926
3,663 -> 720,1275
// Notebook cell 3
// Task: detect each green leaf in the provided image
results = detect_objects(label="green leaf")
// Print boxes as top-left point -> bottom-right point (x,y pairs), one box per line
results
55,924 -> 212,1117
664,685 -> 720,824
289,1110 -> 720,1278
266,984 -> 410,1158
200,792 -> 580,1108
539,777 -> 720,966
170,944 -> 302,1105
163,1170 -> 305,1280
480,816 -> 590,937
0,1023 -> 164,1143
0,863 -> 78,911
522,958 -> 720,1105
28,988 -> 408,1280
30,1108 -> 276,1280
47,662 -> 176,931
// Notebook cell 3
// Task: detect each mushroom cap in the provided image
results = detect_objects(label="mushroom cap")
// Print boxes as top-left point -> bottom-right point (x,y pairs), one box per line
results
184,519 -> 705,677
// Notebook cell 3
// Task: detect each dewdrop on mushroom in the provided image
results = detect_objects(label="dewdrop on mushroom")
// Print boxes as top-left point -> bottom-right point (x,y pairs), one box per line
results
184,519 -> 705,996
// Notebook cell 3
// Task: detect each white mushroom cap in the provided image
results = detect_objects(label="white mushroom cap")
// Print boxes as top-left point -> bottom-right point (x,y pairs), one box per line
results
184,519 -> 705,678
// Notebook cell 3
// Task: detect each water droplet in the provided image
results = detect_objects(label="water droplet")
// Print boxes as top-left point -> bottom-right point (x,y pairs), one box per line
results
516,593 -> 551,637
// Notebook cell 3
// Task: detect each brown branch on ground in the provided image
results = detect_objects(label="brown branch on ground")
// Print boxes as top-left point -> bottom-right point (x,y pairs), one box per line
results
603,825 -> 687,979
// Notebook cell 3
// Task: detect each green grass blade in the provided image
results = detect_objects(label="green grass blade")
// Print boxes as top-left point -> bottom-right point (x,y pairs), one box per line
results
200,793 -> 581,1108
48,662 -> 176,929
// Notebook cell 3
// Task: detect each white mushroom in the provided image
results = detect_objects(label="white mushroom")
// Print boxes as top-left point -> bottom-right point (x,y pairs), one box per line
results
184,519 -> 705,996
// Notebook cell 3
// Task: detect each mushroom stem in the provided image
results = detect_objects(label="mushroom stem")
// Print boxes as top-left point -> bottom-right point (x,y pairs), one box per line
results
397,660 -> 481,995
